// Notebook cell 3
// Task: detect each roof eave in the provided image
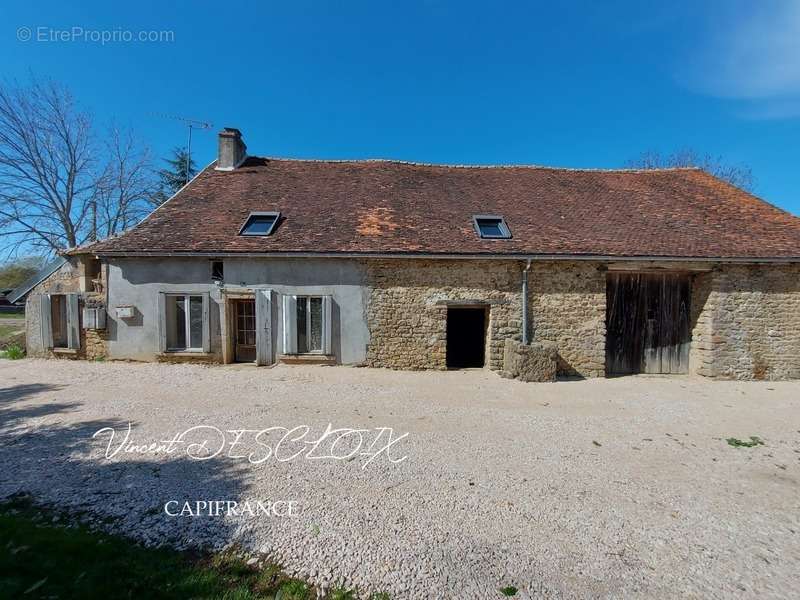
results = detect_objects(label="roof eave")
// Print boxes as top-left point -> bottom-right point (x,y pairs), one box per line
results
92,250 -> 800,264
6,257 -> 68,304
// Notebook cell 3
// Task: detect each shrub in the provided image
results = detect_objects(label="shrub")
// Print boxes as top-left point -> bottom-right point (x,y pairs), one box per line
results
500,586 -> 519,597
3,344 -> 24,360
726,436 -> 764,448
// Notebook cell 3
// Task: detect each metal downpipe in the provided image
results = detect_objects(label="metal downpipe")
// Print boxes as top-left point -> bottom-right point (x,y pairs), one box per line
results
522,259 -> 532,344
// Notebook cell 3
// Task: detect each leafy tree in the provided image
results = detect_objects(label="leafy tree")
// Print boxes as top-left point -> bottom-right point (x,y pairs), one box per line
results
0,256 -> 43,290
626,149 -> 754,192
151,147 -> 197,206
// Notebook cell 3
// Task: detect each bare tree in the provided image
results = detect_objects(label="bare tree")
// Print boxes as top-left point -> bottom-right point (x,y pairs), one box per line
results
94,128 -> 157,239
0,78 -> 155,258
626,149 -> 755,192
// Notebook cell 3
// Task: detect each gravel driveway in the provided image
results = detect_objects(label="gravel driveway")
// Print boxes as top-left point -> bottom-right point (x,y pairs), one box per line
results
1,359 -> 798,599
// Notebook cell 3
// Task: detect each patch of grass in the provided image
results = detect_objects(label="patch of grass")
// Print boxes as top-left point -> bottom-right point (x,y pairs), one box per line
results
368,593 -> 391,600
500,585 -> 519,596
0,323 -> 20,338
253,562 -> 284,594
329,586 -> 357,600
0,311 -> 24,319
0,495 -> 318,599
1,343 -> 24,359
0,318 -> 25,356
277,579 -> 311,599
726,436 -> 765,448
211,549 -> 253,578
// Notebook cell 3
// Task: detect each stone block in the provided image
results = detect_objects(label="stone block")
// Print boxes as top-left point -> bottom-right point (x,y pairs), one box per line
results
502,339 -> 558,382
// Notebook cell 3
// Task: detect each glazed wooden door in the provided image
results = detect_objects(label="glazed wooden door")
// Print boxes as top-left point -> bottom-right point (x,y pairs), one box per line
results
234,299 -> 256,362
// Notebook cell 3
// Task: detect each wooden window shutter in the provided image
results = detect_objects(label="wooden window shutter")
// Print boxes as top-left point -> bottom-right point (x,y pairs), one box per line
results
282,294 -> 297,354
255,289 -> 273,365
40,294 -> 53,349
66,293 -> 81,350
322,295 -> 333,355
201,293 -> 211,353
156,293 -> 167,352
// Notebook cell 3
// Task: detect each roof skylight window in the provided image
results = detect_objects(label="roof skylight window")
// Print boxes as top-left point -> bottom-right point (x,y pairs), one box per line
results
473,215 -> 511,239
238,212 -> 280,236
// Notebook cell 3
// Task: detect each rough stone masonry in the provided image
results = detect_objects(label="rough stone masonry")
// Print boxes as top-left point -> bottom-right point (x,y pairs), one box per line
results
364,259 -> 607,377
364,259 -> 800,380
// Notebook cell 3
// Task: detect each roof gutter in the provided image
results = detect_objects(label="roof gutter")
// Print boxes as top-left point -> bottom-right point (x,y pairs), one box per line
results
91,251 -> 800,264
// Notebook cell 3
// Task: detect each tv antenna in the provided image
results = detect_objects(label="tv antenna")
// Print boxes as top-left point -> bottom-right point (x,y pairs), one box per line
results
151,113 -> 214,185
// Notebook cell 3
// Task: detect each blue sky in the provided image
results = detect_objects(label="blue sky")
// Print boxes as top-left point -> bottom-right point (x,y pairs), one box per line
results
4,0 -> 800,214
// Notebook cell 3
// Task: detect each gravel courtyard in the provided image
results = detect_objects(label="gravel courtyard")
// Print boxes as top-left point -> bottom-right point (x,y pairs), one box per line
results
1,359 -> 798,599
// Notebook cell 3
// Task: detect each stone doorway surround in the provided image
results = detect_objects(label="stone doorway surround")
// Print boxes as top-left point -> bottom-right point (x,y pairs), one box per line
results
434,299 -> 512,371
445,303 -> 489,369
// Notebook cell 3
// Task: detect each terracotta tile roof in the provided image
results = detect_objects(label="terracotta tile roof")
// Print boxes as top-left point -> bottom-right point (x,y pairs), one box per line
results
86,157 -> 800,259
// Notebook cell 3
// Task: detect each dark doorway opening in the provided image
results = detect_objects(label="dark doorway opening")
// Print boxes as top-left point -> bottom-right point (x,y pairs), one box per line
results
606,273 -> 691,375
446,307 -> 487,369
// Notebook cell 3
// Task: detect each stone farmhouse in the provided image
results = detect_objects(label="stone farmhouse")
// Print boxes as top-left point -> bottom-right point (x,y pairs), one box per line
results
17,128 -> 800,380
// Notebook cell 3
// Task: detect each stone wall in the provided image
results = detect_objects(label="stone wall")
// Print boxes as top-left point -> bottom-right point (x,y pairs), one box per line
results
692,265 -> 800,380
84,329 -> 109,361
688,271 -> 713,376
364,259 -> 607,376
364,260 -> 522,370
365,259 -> 800,380
528,262 -> 606,377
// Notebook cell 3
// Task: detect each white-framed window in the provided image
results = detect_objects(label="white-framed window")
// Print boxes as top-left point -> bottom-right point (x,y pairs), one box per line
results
158,293 -> 210,353
282,295 -> 332,355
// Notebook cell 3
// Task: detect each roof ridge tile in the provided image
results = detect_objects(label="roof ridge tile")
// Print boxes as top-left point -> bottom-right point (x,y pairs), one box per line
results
256,156 -> 703,173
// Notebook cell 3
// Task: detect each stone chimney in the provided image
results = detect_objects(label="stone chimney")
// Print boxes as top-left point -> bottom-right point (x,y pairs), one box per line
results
216,127 -> 247,170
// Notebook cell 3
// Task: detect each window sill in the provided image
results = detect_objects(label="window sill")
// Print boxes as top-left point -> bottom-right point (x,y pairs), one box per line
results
278,354 -> 336,365
158,351 -> 208,357
52,347 -> 78,355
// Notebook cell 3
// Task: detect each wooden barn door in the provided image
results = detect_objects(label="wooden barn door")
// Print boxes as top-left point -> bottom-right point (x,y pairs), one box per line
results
606,273 -> 691,375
